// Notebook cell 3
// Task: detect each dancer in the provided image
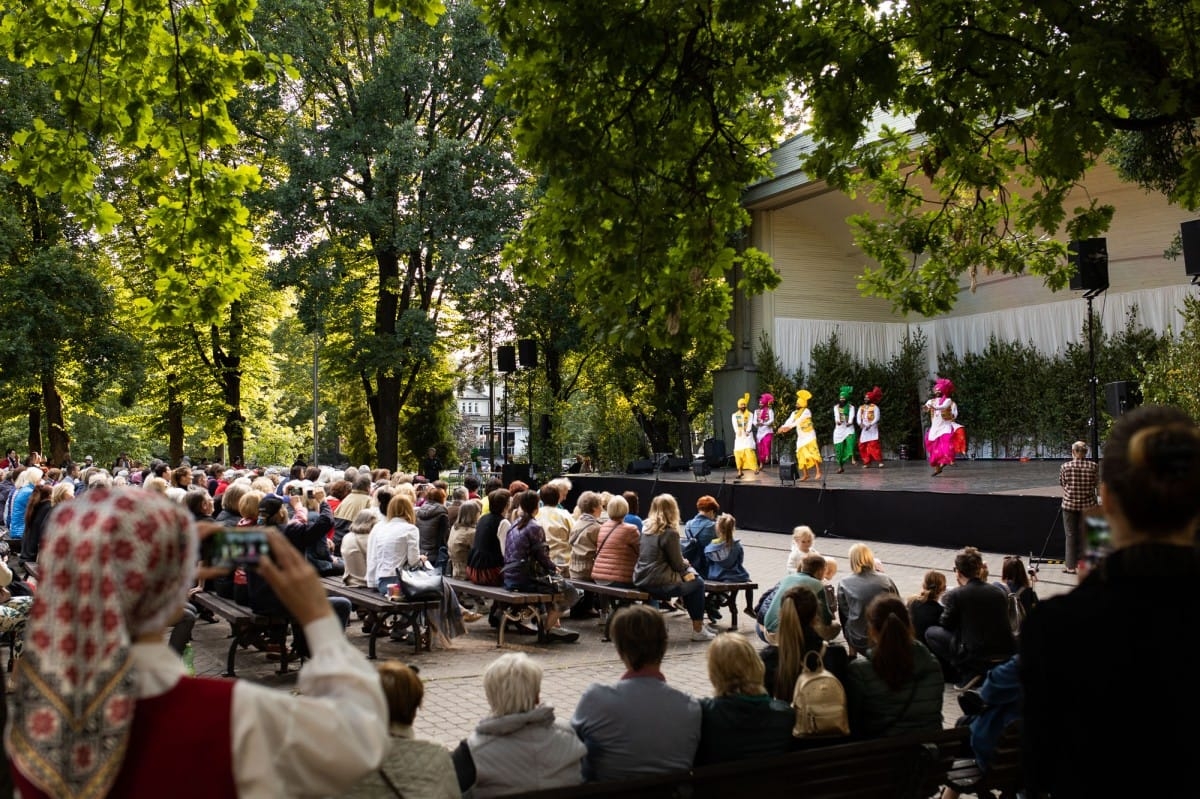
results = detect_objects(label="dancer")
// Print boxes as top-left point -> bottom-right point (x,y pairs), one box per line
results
754,393 -> 775,471
778,390 -> 823,482
731,393 -> 758,479
832,385 -> 857,474
923,377 -> 965,476
857,386 -> 884,468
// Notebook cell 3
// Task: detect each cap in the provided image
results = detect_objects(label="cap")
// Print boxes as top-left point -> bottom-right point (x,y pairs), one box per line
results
258,495 -> 284,521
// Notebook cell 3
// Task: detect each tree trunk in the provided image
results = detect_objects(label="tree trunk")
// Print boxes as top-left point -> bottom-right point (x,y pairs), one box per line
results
167,372 -> 184,465
374,371 -> 400,471
217,303 -> 246,467
26,391 -> 41,461
42,375 -> 69,466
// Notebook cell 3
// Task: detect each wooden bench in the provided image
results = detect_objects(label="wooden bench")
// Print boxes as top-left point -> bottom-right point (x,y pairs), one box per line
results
190,591 -> 295,677
943,718 -> 1024,798
520,726 -> 969,799
564,580 -> 652,641
703,580 -> 757,631
443,576 -> 559,647
320,577 -> 437,658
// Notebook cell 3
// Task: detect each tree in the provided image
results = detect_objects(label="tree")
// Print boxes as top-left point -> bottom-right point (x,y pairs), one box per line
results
795,0 -> 1200,316
482,0 -> 786,454
255,0 -> 524,471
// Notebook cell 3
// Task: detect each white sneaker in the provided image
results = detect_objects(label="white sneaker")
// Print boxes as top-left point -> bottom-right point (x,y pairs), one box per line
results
690,627 -> 716,642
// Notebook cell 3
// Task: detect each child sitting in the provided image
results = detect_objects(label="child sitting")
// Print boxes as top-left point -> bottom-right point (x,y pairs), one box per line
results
785,525 -> 819,573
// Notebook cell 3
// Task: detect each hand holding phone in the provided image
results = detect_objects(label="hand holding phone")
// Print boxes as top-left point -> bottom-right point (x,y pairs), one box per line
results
200,528 -> 272,569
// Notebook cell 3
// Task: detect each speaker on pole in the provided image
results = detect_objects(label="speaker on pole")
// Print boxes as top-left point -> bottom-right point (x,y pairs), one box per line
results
1068,238 -> 1109,292
1181,220 -> 1200,277
1104,381 -> 1142,417
497,345 -> 516,374
518,339 -> 537,369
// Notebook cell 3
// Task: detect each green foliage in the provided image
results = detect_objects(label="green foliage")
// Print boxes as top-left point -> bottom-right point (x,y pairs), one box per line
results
795,0 -> 1200,315
1141,294 -> 1200,421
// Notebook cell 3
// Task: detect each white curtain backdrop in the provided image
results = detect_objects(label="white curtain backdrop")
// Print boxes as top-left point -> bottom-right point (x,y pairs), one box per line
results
774,284 -> 1194,376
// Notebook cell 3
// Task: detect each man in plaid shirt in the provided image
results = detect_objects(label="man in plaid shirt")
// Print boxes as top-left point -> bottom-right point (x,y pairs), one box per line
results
1059,440 -> 1099,574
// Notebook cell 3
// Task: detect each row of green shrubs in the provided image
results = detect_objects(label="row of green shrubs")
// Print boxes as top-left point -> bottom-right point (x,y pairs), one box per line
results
755,296 -> 1200,459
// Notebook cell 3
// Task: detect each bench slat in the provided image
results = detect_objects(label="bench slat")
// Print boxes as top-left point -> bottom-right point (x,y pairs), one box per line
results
443,577 -> 556,647
190,591 -> 293,677
320,577 -> 435,657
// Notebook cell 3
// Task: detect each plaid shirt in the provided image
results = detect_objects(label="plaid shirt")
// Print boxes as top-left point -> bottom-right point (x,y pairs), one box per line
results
1060,457 -> 1099,510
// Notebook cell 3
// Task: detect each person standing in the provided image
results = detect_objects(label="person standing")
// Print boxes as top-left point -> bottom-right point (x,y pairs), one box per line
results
731,393 -> 758,479
754,393 -> 775,470
1021,405 -> 1200,798
419,447 -> 442,482
923,377 -> 964,476
1058,440 -> 1098,575
777,390 -> 823,482
832,385 -> 857,474
857,386 -> 884,468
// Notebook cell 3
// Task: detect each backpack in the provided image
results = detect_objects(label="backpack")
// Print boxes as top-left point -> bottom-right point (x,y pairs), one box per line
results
754,583 -> 780,627
791,643 -> 850,738
1007,586 -> 1028,636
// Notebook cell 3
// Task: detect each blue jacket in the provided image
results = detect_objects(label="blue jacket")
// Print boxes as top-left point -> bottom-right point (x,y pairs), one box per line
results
682,513 -> 716,573
704,540 -> 750,583
7,483 -> 33,540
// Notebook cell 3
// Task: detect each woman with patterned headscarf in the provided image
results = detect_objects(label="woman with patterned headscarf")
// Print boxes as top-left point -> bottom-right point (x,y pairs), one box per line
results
6,488 -> 389,798
923,377 -> 965,476
777,390 -> 823,482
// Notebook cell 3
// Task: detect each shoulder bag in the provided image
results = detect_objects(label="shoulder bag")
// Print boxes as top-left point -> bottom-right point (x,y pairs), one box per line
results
398,564 -> 443,601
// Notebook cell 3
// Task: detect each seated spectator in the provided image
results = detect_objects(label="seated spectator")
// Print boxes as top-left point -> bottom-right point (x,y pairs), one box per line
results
761,554 -> 836,643
340,507 -> 380,588
447,499 -> 482,580
343,661 -> 460,799
446,485 -> 468,528
571,605 -> 701,781
415,486 -> 450,568
18,484 -> 52,565
633,493 -> 714,642
924,546 -> 1015,687
590,495 -> 640,587
906,569 -> 947,645
837,543 -> 900,657
502,490 -> 580,642
538,483 -> 574,565
1000,555 -> 1038,631
762,586 -> 850,700
567,491 -> 604,620
5,488 -> 388,797
845,594 -> 944,739
682,495 -> 719,573
703,513 -> 751,583
0,559 -> 34,662
366,495 -> 425,593
622,490 -> 644,532
455,653 -> 585,797
468,488 -> 510,591
940,654 -> 1022,799
695,633 -> 794,766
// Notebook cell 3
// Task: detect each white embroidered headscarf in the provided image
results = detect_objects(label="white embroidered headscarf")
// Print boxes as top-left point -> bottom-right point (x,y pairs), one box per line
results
5,488 -> 198,799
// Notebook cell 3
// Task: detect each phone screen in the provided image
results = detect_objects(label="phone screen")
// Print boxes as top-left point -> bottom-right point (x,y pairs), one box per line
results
201,529 -> 271,569
1080,510 -> 1111,577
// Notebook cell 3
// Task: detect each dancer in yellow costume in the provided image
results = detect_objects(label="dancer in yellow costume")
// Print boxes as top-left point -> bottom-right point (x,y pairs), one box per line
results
731,393 -> 758,479
778,390 -> 823,482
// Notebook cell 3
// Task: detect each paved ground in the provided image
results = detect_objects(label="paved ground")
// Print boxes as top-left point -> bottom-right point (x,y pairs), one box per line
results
187,529 -> 1076,749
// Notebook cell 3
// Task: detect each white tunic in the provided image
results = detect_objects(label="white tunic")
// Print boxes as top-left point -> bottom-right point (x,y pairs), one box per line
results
857,403 -> 881,443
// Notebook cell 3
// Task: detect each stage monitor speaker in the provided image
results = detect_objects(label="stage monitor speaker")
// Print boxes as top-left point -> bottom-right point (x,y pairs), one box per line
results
1068,238 -> 1109,292
1104,380 -> 1142,417
703,437 -> 726,467
518,338 -> 538,369
779,462 -> 798,483
1182,219 -> 1200,277
497,345 -> 516,373
691,458 -> 711,478
627,458 -> 654,475
501,463 -> 532,487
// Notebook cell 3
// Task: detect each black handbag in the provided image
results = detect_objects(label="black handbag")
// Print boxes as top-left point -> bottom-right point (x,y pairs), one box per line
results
398,565 -> 443,600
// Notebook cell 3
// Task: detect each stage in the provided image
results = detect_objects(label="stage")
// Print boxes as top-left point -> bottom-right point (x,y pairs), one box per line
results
566,458 -> 1068,560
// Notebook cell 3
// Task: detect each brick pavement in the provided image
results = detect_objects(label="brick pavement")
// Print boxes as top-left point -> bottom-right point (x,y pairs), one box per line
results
187,529 -> 1076,749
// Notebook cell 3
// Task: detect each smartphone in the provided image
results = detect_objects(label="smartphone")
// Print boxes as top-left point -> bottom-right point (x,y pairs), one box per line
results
306,488 -> 314,499
1080,510 -> 1111,577
201,528 -> 271,569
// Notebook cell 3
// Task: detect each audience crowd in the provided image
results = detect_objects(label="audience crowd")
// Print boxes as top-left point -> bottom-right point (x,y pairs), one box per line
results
1,401 -> 1195,797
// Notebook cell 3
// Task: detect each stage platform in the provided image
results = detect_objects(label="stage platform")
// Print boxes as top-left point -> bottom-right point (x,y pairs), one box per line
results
566,458 -> 1069,560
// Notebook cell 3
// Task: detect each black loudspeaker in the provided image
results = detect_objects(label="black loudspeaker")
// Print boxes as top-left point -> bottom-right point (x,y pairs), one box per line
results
501,463 -> 532,487
497,345 -> 516,373
518,338 -> 537,369
1104,381 -> 1142,417
691,458 -> 711,478
627,459 -> 654,475
779,462 -> 798,483
1068,238 -> 1109,292
702,437 -> 726,467
1181,220 -> 1200,277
